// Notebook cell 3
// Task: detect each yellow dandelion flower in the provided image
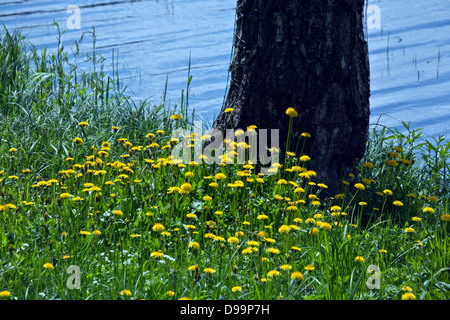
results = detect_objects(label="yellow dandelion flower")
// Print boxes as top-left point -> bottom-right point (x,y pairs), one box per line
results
180,182 -> 192,194
152,223 -> 165,232
401,292 -> 416,300
299,155 -> 311,162
393,200 -> 403,207
43,263 -> 54,270
285,107 -> 298,118
0,291 -> 11,298
150,251 -> 164,259
73,137 -> 83,145
304,265 -> 315,271
266,247 -> 280,254
354,183 -> 365,191
423,207 -> 435,214
170,114 -> 183,120
231,286 -> 242,292
267,270 -> 280,277
113,210 -> 123,216
278,225 -> 292,233
189,241 -> 200,250
291,272 -> 304,281
204,268 -> 216,274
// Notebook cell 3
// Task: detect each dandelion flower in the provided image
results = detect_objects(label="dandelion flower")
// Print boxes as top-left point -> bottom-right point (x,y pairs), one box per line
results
402,286 -> 413,292
363,162 -> 374,168
423,207 -> 435,214
178,182 -> 192,194
266,247 -> 280,254
166,291 -> 175,297
189,242 -> 200,250
152,223 -> 165,232
43,263 -> 54,270
330,205 -> 341,212
304,265 -> 315,271
113,210 -> 123,216
232,286 -> 242,292
227,237 -> 239,245
321,222 -> 332,231
215,173 -> 227,180
188,265 -> 198,271
441,214 -> 450,222
285,107 -> 298,118
354,256 -> 365,263
170,114 -> 183,120
359,201 -> 368,206
354,183 -> 365,191
150,251 -> 164,259
405,227 -> 415,234
393,200 -> 403,207
267,270 -> 280,277
401,292 -> 416,300
383,189 -> 393,196
204,268 -> 216,274
299,155 -> 311,162
278,225 -> 292,234
224,108 -> 234,113
73,137 -> 83,145
242,247 -> 254,254
301,132 -> 311,138
280,264 -> 292,271
0,291 -> 11,298
291,272 -> 304,281
120,289 -> 132,296
78,121 -> 89,128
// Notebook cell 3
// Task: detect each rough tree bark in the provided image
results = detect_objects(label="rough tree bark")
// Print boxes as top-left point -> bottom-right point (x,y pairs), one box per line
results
214,0 -> 370,192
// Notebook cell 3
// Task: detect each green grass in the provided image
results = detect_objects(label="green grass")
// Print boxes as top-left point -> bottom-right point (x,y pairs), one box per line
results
0,26 -> 449,301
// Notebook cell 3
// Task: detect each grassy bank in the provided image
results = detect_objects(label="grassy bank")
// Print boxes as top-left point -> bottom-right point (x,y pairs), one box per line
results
0,27 -> 449,300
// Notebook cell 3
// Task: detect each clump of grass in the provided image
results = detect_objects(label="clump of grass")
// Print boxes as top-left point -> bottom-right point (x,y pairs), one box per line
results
0,27 -> 449,301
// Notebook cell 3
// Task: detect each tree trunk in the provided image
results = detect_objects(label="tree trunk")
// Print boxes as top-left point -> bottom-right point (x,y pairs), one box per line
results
214,0 -> 370,193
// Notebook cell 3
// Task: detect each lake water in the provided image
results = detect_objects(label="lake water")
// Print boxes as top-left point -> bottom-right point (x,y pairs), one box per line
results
1,0 -> 449,139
